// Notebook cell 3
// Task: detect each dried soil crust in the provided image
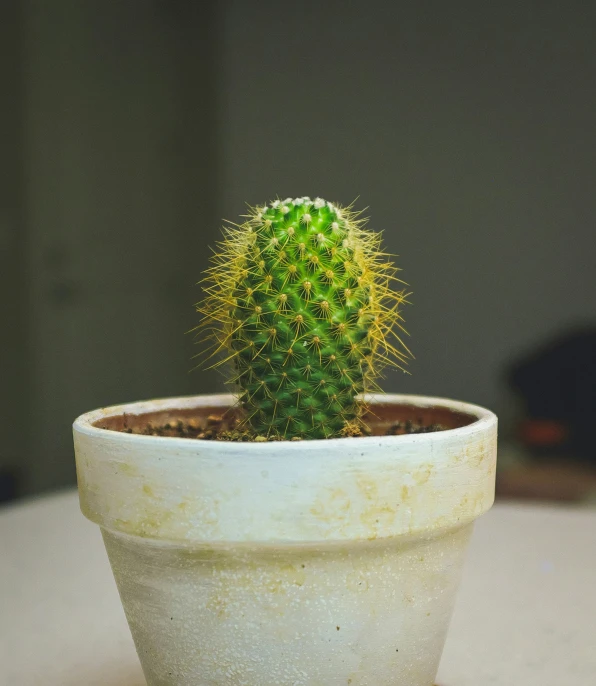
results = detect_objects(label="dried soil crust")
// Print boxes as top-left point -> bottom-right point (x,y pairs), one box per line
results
94,401 -> 476,440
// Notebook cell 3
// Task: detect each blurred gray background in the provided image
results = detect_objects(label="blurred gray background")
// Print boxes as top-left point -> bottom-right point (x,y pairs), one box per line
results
1,0 -> 595,500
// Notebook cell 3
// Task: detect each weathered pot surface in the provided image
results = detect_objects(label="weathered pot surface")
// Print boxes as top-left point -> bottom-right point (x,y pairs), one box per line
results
74,393 -> 497,686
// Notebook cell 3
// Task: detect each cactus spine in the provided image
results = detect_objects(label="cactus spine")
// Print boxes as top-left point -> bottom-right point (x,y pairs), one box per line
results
198,197 -> 409,439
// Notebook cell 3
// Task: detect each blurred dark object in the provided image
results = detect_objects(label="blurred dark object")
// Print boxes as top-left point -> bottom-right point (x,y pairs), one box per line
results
508,327 -> 596,463
496,462 -> 596,503
497,327 -> 596,503
0,469 -> 18,505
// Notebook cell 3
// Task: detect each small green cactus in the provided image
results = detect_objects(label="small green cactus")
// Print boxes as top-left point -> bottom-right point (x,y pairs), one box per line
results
197,197 -> 409,439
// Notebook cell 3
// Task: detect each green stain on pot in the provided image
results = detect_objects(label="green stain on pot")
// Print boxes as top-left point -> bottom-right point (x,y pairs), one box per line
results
115,462 -> 138,477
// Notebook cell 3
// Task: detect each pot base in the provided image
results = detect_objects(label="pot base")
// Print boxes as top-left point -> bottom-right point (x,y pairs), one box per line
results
103,524 -> 473,686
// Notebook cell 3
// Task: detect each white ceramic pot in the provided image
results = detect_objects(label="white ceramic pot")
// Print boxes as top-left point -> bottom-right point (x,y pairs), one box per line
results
74,393 -> 497,686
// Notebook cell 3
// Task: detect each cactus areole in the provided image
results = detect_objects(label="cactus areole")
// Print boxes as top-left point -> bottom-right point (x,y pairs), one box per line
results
197,197 -> 410,440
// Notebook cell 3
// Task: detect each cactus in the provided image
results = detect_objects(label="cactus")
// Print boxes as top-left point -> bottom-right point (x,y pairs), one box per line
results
197,197 -> 410,439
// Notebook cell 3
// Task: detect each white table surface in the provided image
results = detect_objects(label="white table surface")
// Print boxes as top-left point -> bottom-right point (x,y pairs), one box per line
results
1,491 -> 595,686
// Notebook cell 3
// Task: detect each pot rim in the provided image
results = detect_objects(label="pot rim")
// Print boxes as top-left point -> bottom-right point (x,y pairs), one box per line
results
73,392 -> 496,452
75,393 -> 497,542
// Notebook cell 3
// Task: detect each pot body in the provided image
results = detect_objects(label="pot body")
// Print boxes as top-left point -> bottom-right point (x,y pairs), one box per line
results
74,393 -> 497,686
